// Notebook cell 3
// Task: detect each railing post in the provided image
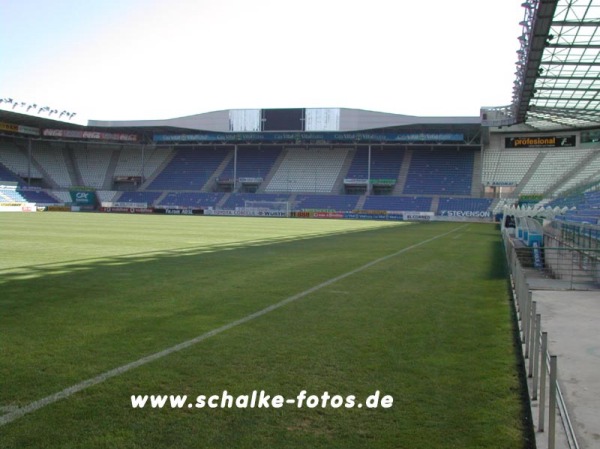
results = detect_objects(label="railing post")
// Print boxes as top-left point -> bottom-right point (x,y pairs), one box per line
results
516,267 -> 522,311
520,276 -> 528,337
528,301 -> 537,375
539,332 -> 548,432
549,355 -> 558,449
524,288 -> 532,358
569,248 -> 574,289
532,314 -> 541,400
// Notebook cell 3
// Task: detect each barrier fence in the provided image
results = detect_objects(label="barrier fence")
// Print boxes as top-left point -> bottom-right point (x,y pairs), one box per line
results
503,233 -> 580,449
513,242 -> 600,290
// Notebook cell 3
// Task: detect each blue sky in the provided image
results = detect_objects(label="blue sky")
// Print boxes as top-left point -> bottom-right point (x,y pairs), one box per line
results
1,0 -> 524,124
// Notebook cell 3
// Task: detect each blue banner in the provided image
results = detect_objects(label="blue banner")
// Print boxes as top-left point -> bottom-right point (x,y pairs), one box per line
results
153,131 -> 465,144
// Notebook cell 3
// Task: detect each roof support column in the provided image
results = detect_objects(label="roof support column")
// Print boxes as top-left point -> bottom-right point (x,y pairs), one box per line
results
233,145 -> 238,192
367,144 -> 372,195
27,138 -> 32,186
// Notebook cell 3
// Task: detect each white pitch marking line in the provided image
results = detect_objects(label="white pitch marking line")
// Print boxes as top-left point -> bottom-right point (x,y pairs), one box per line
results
0,224 -> 468,427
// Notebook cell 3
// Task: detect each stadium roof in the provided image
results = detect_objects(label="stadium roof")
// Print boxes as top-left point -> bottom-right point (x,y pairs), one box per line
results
88,108 -> 481,133
508,0 -> 600,130
3,1 -> 599,135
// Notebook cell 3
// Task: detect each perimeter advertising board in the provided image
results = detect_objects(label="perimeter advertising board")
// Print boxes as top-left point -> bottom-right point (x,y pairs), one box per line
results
69,190 -> 97,206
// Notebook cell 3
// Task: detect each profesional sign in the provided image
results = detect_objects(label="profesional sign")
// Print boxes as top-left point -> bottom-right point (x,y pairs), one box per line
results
505,135 -> 576,148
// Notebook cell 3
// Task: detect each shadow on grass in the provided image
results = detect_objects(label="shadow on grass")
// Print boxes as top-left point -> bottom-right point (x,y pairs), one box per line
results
1,224 -> 410,397
0,221 -> 430,408
0,226 -> 381,285
488,239 -> 509,280
507,281 -> 538,449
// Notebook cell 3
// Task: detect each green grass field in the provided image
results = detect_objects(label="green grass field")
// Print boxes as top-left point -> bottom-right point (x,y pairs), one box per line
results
0,213 -> 527,449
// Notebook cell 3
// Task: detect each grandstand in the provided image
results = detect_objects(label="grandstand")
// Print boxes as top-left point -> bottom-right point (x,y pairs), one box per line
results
1,104 -> 599,226
0,114 -> 491,218
1,2 -> 600,449
1,124 -> 599,224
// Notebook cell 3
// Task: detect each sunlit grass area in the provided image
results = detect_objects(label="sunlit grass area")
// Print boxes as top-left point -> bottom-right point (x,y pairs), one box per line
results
0,213 -> 403,280
0,213 -> 525,449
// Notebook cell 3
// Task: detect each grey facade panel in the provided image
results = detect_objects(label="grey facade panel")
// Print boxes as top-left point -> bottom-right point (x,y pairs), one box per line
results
88,108 -> 480,132
339,108 -> 480,130
88,110 -> 230,132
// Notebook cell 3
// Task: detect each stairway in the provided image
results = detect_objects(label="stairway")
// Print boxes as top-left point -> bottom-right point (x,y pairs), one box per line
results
393,149 -> 412,195
513,152 -> 547,196
355,194 -> 367,210
63,146 -> 84,187
139,147 -> 175,190
471,150 -> 483,196
203,150 -> 233,192
103,149 -> 121,190
257,148 -> 288,193
331,148 -> 355,194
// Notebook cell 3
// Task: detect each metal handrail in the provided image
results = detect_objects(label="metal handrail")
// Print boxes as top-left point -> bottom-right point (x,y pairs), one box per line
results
504,232 -> 580,449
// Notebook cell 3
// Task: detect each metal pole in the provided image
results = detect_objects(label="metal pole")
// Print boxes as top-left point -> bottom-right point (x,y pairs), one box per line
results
27,138 -> 32,186
519,269 -> 526,316
549,355 -> 558,449
517,261 -> 527,318
367,145 -> 371,195
141,144 -> 145,183
524,288 -> 532,358
539,332 -> 548,431
570,248 -> 575,289
233,145 -> 238,192
532,314 -> 541,400
522,288 -> 531,358
518,271 -> 526,330
528,301 -> 537,375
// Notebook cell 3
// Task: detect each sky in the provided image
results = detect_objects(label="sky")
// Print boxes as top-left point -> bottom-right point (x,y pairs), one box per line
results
0,0 -> 525,125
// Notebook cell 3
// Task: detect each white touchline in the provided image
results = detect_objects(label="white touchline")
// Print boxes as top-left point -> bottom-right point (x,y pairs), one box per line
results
0,224 -> 468,427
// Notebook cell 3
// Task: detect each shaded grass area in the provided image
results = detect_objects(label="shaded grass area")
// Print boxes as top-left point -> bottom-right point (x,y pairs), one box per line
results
0,214 -> 525,448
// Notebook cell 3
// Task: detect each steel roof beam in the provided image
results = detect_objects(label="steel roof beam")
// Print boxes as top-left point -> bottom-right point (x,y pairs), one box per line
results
551,20 -> 600,27
546,43 -> 600,49
537,75 -> 599,80
539,61 -> 600,66
515,0 -> 559,123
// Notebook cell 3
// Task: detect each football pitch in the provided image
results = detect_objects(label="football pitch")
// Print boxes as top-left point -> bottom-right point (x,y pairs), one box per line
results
0,213 -> 527,449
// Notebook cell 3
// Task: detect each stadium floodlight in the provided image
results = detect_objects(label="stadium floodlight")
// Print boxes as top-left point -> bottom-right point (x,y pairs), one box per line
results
1,98 -> 77,120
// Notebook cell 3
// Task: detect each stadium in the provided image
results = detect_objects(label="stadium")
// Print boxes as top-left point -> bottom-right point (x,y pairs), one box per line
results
1,0 -> 599,448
